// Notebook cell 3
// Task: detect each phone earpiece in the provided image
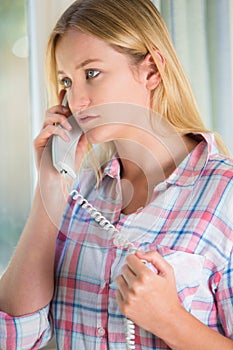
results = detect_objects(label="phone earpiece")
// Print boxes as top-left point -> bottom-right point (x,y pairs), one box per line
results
52,93 -> 82,179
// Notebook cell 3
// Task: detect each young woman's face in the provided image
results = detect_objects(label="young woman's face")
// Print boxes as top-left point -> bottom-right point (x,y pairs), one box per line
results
55,30 -> 151,143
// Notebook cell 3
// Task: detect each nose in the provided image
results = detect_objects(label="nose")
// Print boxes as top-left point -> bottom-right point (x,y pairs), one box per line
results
68,87 -> 91,112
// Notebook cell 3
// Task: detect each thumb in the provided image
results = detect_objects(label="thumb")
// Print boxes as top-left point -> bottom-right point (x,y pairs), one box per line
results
135,250 -> 171,277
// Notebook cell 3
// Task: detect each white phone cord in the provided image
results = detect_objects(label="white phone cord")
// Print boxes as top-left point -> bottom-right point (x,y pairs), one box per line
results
70,189 -> 137,350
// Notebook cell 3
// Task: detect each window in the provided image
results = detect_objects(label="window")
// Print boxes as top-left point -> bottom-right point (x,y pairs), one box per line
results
0,0 -> 31,275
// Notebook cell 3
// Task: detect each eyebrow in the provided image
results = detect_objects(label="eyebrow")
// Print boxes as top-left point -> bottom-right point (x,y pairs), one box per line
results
57,58 -> 103,74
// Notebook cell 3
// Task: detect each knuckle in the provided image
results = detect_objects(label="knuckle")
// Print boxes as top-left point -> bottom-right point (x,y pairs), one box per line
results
129,280 -> 142,296
167,264 -> 174,276
115,275 -> 121,285
45,124 -> 54,133
121,265 -> 127,274
138,271 -> 151,284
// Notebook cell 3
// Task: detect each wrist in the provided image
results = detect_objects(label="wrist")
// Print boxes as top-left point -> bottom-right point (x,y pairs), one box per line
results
159,305 -> 231,350
153,303 -> 189,350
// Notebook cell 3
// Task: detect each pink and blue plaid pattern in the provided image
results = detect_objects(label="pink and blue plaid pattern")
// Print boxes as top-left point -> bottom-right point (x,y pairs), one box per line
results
1,133 -> 233,349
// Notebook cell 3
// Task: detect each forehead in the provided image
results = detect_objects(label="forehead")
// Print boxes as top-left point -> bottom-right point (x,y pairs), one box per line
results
57,30 -> 107,51
55,30 -> 123,69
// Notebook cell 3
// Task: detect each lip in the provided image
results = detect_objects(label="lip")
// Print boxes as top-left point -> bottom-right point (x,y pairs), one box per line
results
77,114 -> 100,124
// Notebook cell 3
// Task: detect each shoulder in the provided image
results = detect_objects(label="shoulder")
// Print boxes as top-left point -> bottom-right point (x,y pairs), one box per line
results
196,132 -> 233,185
190,141 -> 233,218
204,152 -> 233,182
198,152 -> 233,202
200,153 -> 233,224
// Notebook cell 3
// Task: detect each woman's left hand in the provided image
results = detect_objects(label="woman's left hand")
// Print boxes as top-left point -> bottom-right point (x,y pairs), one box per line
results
115,250 -> 183,340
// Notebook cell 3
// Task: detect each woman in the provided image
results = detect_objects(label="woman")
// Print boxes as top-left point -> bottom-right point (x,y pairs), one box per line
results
0,0 -> 233,349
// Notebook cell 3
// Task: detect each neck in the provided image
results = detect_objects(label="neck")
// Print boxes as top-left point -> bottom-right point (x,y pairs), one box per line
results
114,129 -> 189,184
113,129 -> 198,214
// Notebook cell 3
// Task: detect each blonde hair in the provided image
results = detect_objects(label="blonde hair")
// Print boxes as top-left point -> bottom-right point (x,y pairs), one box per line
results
46,0 -> 229,172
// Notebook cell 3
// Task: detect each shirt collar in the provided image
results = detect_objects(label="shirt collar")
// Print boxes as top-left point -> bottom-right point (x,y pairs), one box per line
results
102,133 -> 219,188
102,156 -> 121,179
166,133 -> 219,187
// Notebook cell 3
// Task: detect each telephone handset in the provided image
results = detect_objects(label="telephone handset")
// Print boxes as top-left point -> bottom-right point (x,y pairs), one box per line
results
52,93 -> 82,179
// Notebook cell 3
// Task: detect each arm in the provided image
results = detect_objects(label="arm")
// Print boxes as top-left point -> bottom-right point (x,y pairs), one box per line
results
115,251 -> 233,350
0,181 -> 63,316
0,96 -> 86,317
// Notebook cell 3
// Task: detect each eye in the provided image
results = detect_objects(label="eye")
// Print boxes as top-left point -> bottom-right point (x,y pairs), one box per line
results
59,77 -> 72,89
86,69 -> 100,80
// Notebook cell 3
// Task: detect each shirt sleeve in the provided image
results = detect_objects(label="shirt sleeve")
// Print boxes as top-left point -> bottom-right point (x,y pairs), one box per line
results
216,248 -> 233,339
0,304 -> 53,350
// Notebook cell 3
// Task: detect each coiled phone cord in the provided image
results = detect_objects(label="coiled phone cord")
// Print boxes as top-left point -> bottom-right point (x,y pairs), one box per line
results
70,189 -> 138,253
70,189 -> 137,349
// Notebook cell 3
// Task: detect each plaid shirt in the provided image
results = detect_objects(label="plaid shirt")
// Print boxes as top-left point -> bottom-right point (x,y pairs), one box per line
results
1,133 -> 233,350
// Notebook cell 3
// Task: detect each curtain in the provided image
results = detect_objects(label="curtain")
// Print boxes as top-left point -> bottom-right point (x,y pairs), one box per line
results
153,0 -> 233,153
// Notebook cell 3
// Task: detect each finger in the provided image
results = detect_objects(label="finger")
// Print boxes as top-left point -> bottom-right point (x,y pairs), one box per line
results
115,274 -> 128,299
120,264 -> 137,286
125,254 -> 150,277
115,289 -> 126,316
115,289 -> 123,304
46,124 -> 71,142
43,112 -> 72,130
35,125 -> 70,149
46,104 -> 70,117
44,103 -> 70,120
136,250 -> 172,277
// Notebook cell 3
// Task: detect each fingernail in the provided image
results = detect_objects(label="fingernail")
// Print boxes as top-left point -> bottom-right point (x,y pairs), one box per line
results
63,121 -> 72,130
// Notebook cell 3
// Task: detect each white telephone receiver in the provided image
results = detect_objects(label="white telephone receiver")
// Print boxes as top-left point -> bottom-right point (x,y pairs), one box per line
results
52,93 -> 82,179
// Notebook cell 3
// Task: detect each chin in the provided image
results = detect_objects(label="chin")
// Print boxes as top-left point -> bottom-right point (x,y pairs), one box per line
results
85,125 -> 119,144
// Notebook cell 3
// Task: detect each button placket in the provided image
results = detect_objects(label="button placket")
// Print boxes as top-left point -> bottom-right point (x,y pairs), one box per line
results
96,326 -> 106,337
96,281 -> 108,339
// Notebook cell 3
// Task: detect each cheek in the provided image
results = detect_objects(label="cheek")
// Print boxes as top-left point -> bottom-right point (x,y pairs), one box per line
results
112,77 -> 148,106
89,73 -> 149,110
96,73 -> 147,105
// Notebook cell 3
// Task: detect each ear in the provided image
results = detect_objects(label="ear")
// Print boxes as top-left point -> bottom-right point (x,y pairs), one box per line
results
140,51 -> 165,90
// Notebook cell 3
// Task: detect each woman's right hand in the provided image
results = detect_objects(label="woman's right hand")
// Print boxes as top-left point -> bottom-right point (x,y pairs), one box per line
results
33,92 -> 87,227
33,100 -> 72,174
34,90 -> 88,181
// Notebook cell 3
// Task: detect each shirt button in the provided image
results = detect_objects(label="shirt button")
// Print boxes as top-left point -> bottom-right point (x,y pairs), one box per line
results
97,327 -> 105,337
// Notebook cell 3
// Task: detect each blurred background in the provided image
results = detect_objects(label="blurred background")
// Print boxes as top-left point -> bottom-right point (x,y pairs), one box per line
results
0,0 -> 232,347
0,0 -> 31,275
0,0 -> 73,277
